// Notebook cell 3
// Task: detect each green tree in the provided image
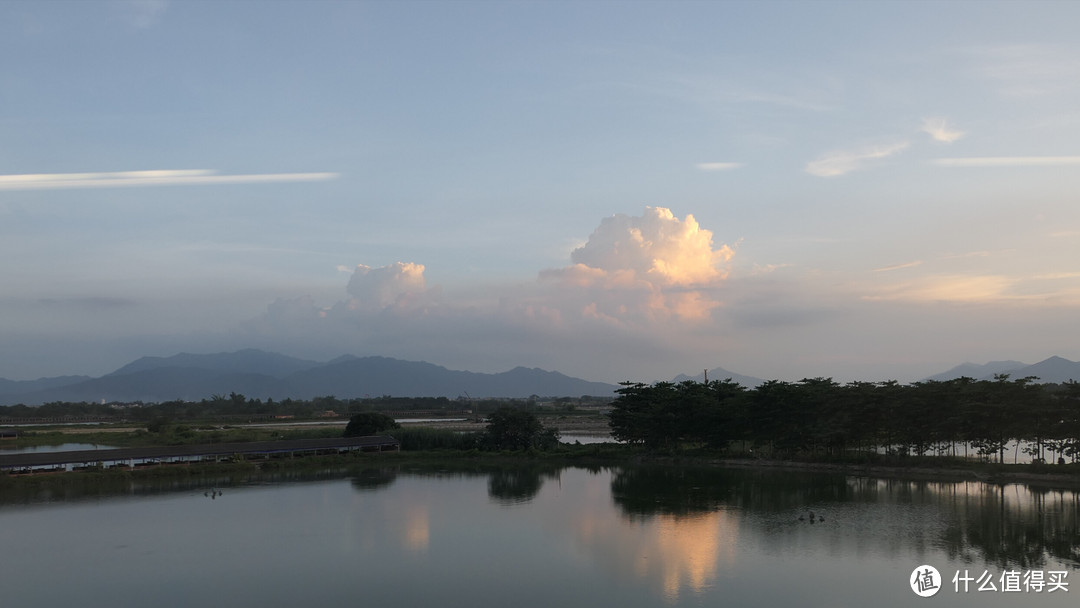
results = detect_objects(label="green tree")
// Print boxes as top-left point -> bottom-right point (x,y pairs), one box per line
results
484,407 -> 556,450
343,411 -> 400,437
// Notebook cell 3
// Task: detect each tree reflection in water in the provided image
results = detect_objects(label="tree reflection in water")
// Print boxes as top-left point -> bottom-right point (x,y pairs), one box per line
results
609,466 -> 1080,570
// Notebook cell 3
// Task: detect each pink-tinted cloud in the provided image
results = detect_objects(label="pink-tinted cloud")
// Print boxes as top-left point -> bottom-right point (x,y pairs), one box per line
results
541,207 -> 735,322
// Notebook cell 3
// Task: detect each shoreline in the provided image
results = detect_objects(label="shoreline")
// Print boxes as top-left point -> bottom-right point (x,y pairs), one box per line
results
5,445 -> 1079,492
685,456 -> 1080,488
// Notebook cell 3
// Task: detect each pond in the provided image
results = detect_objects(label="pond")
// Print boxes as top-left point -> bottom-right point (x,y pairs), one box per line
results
0,463 -> 1076,607
0,442 -> 118,454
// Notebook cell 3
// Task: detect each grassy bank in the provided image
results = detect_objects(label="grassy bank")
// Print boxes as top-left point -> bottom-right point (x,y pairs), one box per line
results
5,425 -> 1080,493
5,424 -> 344,448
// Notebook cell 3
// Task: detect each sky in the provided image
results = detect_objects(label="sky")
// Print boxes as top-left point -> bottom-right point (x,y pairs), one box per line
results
3,0 -> 1080,385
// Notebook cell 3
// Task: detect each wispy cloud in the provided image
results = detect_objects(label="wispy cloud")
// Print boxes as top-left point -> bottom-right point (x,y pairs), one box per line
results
932,156 -> 1080,168
874,260 -> 923,273
112,0 -> 169,29
0,170 -> 339,191
863,274 -> 1015,303
805,141 -> 909,177
966,44 -> 1080,98
920,118 -> 964,143
695,162 -> 744,172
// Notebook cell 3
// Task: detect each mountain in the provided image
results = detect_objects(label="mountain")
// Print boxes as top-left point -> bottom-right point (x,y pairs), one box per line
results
1010,356 -> 1080,383
107,349 -> 322,378
673,366 -> 764,388
283,358 -> 617,399
923,360 -> 1027,382
923,356 -> 1080,383
0,350 -> 619,405
0,375 -> 91,398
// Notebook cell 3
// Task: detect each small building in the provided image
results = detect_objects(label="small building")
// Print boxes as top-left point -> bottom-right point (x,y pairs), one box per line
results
0,429 -> 17,440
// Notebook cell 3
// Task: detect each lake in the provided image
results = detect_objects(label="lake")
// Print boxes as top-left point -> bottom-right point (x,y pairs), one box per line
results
0,463 -> 1076,607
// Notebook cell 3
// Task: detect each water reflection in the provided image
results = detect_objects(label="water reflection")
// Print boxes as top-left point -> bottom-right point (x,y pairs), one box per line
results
608,466 -> 1080,572
1,462 -> 1077,607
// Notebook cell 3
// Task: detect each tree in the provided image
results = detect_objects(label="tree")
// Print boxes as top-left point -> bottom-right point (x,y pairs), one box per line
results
484,407 -> 556,450
343,412 -> 400,437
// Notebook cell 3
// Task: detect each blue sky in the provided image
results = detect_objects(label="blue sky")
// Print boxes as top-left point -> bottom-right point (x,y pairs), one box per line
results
3,0 -> 1080,384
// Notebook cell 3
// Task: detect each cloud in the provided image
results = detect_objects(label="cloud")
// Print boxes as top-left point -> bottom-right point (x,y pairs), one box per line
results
874,260 -> 923,273
241,208 -> 741,382
932,156 -> 1080,168
112,0 -> 169,29
541,207 -> 735,322
345,262 -> 428,311
559,207 -> 733,287
0,170 -> 339,191
805,141 -> 909,177
863,275 -> 1015,303
920,118 -> 964,143
695,162 -> 744,172
966,44 -> 1080,98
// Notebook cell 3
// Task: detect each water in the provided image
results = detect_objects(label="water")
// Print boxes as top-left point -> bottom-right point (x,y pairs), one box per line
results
0,464 -> 1076,607
0,442 -> 117,454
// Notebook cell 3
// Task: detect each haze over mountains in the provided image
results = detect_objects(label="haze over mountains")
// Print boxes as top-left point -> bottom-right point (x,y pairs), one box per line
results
923,356 -> 1080,384
2,351 -> 1079,406
0,350 -> 619,405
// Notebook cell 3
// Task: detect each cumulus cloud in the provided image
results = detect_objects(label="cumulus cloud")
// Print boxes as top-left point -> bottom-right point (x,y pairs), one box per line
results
345,262 -> 427,311
0,169 -> 338,190
805,141 -> 909,177
920,118 -> 964,143
541,207 -> 735,322
244,209 -> 738,381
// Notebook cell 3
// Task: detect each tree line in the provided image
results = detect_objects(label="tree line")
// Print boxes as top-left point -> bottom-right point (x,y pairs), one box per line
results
0,394 -> 522,424
609,375 -> 1080,463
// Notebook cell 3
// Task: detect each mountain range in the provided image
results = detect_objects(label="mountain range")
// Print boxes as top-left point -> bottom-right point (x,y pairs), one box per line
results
0,349 -> 619,405
922,356 -> 1080,384
3,351 -> 1079,406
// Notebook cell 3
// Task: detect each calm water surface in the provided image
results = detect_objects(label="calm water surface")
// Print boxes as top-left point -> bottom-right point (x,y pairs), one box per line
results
0,464 -> 1076,607
0,442 -> 117,454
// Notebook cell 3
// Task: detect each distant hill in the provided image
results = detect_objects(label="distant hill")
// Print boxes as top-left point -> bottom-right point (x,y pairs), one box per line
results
673,366 -> 764,388
1011,356 -> 1080,383
0,375 -> 91,398
0,350 -> 619,405
106,349 -> 322,378
923,360 -> 1028,382
924,356 -> 1080,383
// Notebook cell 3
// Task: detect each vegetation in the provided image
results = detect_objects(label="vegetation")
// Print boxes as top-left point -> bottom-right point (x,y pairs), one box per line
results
343,412 -> 400,437
482,407 -> 560,451
0,393 -> 603,426
610,376 -> 1080,463
387,408 -> 561,452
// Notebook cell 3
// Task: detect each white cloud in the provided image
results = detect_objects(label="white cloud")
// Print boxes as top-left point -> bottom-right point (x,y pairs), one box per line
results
932,156 -> 1080,168
541,207 -> 735,322
559,206 -> 733,287
345,262 -> 428,311
695,162 -> 744,172
920,118 -> 964,143
805,141 -> 909,177
0,170 -> 339,190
